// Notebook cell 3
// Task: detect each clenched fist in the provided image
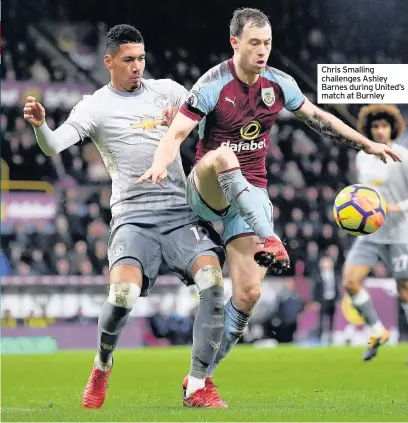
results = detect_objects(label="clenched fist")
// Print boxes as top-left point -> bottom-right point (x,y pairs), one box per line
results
23,96 -> 46,127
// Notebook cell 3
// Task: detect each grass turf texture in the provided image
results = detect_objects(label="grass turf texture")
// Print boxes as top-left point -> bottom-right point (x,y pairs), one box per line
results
2,345 -> 407,422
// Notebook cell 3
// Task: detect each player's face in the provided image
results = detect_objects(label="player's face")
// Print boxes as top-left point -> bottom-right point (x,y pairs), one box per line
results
231,23 -> 272,75
371,119 -> 392,144
104,43 -> 146,92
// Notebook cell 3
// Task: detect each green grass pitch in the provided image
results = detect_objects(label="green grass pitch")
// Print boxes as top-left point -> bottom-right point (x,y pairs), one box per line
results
2,345 -> 407,421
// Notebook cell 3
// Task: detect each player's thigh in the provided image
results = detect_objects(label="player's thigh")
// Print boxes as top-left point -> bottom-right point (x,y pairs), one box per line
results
193,151 -> 230,210
108,224 -> 162,296
343,239 -> 380,289
226,235 -> 267,308
110,264 -> 143,287
186,170 -> 229,222
161,219 -> 225,286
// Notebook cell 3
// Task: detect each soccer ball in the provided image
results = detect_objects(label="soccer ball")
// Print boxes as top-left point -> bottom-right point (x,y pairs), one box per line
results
333,184 -> 387,236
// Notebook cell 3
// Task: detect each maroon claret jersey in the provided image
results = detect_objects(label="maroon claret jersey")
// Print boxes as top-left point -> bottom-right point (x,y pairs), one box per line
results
180,59 -> 305,188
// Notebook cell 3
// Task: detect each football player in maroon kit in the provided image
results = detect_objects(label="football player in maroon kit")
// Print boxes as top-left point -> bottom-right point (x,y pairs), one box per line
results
138,7 -> 400,407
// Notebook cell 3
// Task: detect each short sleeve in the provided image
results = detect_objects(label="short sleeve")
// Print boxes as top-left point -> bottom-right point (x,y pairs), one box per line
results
280,75 -> 305,112
266,69 -> 305,112
166,80 -> 188,108
180,80 -> 222,121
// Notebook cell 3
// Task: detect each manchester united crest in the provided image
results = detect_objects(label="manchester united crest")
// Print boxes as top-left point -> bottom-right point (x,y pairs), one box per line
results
261,88 -> 275,107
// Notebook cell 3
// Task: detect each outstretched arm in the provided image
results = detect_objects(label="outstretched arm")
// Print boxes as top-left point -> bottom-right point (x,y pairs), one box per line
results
24,96 -> 81,156
137,112 -> 198,184
33,124 -> 81,156
294,98 -> 401,163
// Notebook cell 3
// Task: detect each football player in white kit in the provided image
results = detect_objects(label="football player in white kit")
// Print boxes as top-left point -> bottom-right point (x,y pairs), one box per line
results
23,24 -> 228,408
343,105 -> 408,361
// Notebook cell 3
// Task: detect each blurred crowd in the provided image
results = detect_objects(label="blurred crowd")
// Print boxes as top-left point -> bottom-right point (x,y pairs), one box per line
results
2,186 -> 111,277
2,7 -> 67,83
2,0 -> 407,280
4,0 -> 407,85
1,107 -> 110,183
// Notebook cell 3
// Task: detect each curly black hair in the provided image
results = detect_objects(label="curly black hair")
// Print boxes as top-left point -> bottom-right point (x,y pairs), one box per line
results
357,105 -> 405,140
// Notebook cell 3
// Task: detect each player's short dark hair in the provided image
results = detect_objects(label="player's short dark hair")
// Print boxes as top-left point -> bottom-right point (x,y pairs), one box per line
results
105,24 -> 144,54
230,8 -> 271,38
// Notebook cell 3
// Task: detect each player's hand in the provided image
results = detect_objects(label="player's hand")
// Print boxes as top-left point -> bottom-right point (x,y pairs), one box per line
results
386,203 -> 401,213
23,96 -> 46,127
136,161 -> 168,185
162,107 -> 178,127
363,141 -> 402,164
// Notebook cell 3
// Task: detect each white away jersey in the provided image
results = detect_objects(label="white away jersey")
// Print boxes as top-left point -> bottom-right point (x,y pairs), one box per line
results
356,142 -> 408,243
64,79 -> 188,217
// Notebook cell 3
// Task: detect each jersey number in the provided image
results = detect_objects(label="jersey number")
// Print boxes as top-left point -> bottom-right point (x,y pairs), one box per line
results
392,254 -> 408,273
190,226 -> 209,242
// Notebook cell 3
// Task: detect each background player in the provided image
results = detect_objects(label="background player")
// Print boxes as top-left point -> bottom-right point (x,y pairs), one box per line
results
23,24 -> 228,409
343,104 -> 408,361
138,7 -> 402,400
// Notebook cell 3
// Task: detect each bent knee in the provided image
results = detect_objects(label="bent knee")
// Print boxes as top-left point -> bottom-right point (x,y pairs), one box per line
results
108,282 -> 141,309
235,285 -> 261,310
213,146 -> 239,171
110,262 -> 143,284
108,263 -> 143,308
342,271 -> 363,294
194,264 -> 224,291
215,145 -> 238,159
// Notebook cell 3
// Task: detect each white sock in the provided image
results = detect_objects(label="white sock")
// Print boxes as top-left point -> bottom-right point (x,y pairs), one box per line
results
94,354 -> 112,371
401,302 -> 408,323
351,288 -> 370,306
186,376 -> 205,398
370,321 -> 385,337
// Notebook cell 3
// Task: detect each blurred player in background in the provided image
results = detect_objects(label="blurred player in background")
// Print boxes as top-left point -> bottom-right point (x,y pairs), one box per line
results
139,7 -> 401,402
343,105 -> 408,361
23,24 -> 229,409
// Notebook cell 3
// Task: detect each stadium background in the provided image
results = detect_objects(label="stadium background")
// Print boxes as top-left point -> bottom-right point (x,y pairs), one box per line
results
2,0 -> 408,352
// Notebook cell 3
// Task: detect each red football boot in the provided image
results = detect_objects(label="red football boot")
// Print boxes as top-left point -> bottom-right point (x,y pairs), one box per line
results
254,236 -> 290,271
82,365 -> 112,409
182,376 -> 227,408
205,377 -> 228,408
